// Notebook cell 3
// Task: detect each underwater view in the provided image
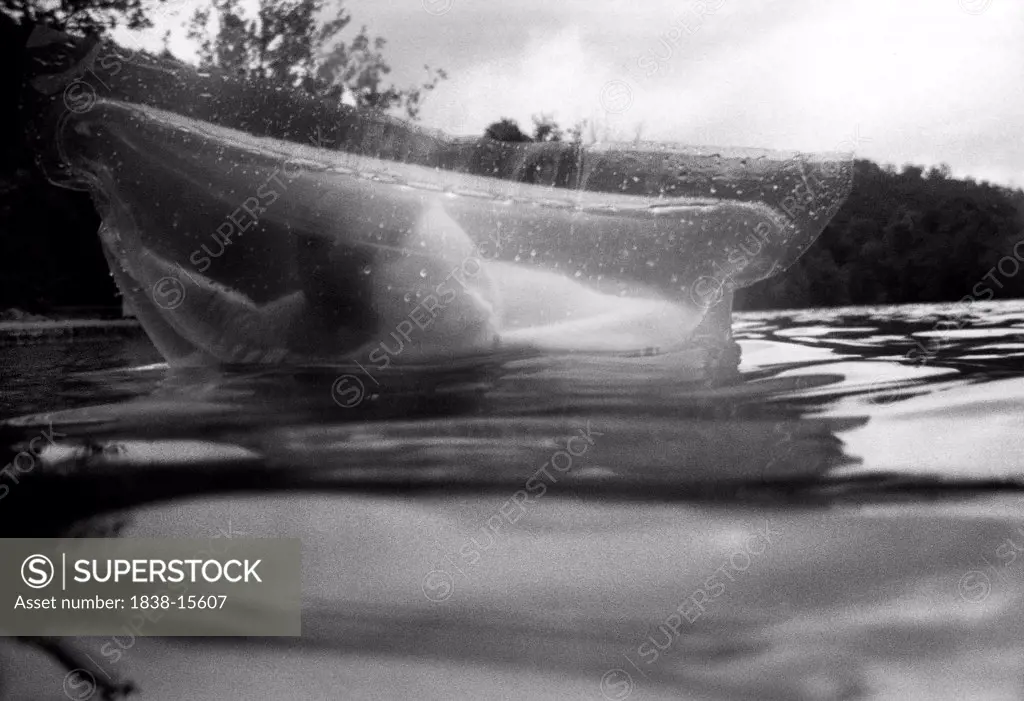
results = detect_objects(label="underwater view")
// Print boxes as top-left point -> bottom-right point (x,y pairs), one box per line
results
2,1 -> 1024,699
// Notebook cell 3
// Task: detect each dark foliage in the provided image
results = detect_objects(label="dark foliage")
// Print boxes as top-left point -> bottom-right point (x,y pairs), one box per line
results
0,11 -> 116,313
484,117 -> 532,143
736,160 -> 1024,310
2,0 -> 162,34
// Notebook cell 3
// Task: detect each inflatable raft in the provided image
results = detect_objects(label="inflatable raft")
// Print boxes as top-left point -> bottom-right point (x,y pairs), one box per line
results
24,31 -> 852,376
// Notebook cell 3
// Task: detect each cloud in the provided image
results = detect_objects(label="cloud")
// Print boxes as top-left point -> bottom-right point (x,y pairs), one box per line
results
419,0 -> 1023,185
116,0 -> 1023,186
422,26 -> 621,137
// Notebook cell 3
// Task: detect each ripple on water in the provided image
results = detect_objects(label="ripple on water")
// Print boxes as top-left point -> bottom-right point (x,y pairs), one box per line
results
5,301 -> 1024,699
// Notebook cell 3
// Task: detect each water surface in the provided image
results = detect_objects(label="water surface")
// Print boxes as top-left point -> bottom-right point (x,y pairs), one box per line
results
2,300 -> 1024,700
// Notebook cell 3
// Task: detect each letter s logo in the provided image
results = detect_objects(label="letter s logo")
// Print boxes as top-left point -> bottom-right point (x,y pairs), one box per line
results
21,554 -> 55,589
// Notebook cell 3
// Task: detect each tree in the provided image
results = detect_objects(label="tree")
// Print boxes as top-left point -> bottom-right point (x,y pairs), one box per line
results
567,119 -> 586,144
0,0 -> 448,314
1,0 -> 163,34
187,0 -> 446,119
901,164 -> 924,180
737,159 -> 1024,310
531,113 -> 562,142
484,117 -> 532,142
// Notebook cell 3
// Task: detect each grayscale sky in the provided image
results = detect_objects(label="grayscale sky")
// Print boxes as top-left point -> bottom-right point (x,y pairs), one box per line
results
116,0 -> 1023,186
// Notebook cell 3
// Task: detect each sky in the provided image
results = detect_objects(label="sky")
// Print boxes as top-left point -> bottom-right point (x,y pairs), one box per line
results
115,0 -> 1024,187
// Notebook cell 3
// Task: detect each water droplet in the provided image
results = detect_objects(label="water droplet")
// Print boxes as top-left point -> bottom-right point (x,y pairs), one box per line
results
362,265 -> 372,275
403,292 -> 412,303
419,269 -> 428,278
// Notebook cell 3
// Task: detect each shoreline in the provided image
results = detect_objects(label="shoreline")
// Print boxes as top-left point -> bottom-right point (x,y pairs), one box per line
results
0,319 -> 142,344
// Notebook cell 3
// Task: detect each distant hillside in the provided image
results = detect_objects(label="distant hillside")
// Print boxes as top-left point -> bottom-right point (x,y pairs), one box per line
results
736,160 -> 1024,310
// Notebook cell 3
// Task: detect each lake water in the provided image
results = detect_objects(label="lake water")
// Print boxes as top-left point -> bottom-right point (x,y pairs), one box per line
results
3,300 -> 1024,700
